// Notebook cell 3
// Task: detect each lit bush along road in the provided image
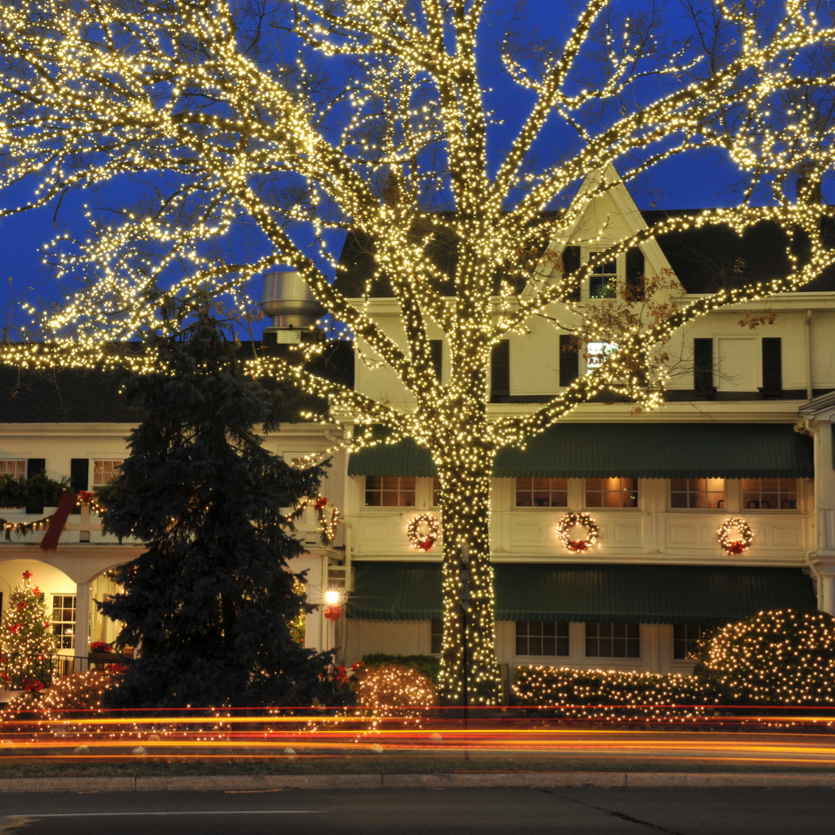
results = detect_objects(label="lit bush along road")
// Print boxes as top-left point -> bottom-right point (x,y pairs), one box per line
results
4,711 -> 835,768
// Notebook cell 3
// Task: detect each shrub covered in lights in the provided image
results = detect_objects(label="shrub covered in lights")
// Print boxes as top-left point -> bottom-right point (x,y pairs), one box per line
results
512,667 -> 716,720
353,664 -> 437,730
696,609 -> 835,706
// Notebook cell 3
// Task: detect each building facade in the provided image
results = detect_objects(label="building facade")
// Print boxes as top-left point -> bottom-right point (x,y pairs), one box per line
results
2,175 -> 835,688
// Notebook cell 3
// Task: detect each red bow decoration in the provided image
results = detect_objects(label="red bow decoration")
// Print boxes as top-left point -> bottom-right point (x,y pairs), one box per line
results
9,624 -> 21,634
324,604 -> 343,620
17,601 -> 26,610
418,538 -> 434,552
78,490 -> 94,504
22,570 -> 32,581
569,540 -> 588,552
23,678 -> 44,693
727,541 -> 745,555
315,497 -> 328,511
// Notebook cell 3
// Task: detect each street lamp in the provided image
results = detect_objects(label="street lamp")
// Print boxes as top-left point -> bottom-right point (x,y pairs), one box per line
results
323,589 -> 342,663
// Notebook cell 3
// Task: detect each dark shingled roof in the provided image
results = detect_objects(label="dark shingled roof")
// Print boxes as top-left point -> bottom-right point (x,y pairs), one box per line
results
335,211 -> 835,297
0,340 -> 354,424
643,210 -> 835,294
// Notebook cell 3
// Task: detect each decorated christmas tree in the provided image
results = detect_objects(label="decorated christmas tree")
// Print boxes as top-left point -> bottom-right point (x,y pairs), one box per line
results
0,571 -> 60,690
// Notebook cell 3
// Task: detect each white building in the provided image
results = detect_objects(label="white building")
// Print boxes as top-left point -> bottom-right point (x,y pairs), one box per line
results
2,174 -> 834,689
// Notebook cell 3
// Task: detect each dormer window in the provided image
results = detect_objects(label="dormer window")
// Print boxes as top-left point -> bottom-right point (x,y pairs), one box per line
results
588,254 -> 618,298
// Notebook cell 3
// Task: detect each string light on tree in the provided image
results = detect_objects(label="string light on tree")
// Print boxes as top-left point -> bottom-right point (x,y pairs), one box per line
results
0,0 -> 832,705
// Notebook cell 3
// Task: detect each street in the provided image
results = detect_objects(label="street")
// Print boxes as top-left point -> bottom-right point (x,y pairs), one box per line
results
1,788 -> 834,834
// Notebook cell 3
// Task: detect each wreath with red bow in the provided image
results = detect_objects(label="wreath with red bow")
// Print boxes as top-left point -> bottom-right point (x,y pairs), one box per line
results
555,512 -> 600,553
407,513 -> 440,552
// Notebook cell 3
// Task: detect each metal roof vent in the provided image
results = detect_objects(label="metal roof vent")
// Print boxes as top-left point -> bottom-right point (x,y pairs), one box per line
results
261,271 -> 324,343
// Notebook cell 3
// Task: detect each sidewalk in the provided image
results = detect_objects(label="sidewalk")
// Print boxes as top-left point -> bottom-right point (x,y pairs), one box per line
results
4,771 -> 835,792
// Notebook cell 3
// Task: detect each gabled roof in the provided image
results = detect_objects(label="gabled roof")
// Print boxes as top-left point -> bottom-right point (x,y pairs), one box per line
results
334,210 -> 835,297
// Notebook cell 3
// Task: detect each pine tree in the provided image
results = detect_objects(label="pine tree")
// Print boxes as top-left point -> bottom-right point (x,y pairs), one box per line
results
0,570 -> 60,690
98,307 -> 342,708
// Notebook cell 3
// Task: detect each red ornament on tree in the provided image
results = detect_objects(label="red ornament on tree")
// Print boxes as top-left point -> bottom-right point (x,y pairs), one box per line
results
22,570 -> 32,581
315,497 -> 328,511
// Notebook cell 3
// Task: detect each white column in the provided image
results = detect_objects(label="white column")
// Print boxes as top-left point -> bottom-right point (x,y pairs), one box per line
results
73,582 -> 90,672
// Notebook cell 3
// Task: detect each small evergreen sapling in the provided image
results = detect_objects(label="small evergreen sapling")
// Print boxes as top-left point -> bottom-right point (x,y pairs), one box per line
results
98,309 -> 344,707
0,571 -> 60,690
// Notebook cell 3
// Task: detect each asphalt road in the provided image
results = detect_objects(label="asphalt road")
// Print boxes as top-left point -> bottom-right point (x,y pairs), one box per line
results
1,788 -> 834,834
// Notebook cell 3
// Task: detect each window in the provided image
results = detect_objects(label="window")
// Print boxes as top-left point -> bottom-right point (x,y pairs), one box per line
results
588,254 -> 618,298
585,622 -> 640,658
586,341 -> 617,370
0,460 -> 25,479
93,459 -> 122,487
673,624 -> 715,660
0,460 -> 26,510
365,476 -> 416,507
431,619 -> 443,654
515,477 -> 568,508
742,478 -> 797,510
516,621 -> 569,656
585,477 -> 638,509
670,478 -> 725,509
432,478 -> 441,507
52,594 -> 77,650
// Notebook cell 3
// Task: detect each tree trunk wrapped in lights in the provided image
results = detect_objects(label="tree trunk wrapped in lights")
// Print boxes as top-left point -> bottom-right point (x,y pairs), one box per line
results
0,0 -> 833,703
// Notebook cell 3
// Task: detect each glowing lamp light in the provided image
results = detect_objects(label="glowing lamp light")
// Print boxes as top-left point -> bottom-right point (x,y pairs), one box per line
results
324,590 -> 340,606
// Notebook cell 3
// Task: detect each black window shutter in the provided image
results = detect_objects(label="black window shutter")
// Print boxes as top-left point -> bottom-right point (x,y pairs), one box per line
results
429,340 -> 442,381
25,458 -> 46,515
491,340 -> 510,398
70,459 -> 89,492
559,335 -> 579,387
693,339 -> 713,394
626,247 -> 645,300
762,338 -> 782,396
562,246 -> 581,301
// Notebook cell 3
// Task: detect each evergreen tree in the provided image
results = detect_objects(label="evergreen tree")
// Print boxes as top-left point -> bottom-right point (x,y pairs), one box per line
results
98,308 -> 339,707
0,570 -> 60,690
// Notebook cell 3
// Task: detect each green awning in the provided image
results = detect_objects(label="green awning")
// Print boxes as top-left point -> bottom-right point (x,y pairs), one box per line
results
346,562 -> 817,625
347,423 -> 813,479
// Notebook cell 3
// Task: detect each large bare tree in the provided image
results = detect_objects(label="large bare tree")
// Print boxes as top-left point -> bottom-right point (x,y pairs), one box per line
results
0,0 -> 833,703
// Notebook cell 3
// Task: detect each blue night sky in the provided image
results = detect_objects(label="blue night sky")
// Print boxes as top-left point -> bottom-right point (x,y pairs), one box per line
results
0,0 -> 757,335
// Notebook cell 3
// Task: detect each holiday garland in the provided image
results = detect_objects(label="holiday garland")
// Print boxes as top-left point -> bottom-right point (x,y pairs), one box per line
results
407,513 -> 440,552
717,517 -> 754,556
555,512 -> 600,553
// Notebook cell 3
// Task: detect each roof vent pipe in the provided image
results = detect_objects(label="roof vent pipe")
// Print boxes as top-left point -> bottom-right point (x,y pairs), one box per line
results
261,271 -> 323,330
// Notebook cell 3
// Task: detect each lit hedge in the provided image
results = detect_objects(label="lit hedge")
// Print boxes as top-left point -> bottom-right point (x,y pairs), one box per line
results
696,609 -> 835,705
511,666 -> 715,720
353,663 -> 437,730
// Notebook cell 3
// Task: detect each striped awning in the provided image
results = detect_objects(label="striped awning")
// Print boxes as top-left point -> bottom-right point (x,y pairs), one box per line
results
346,423 -> 813,479
345,562 -> 817,625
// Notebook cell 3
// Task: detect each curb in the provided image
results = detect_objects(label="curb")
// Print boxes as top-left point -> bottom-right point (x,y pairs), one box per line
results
2,772 -> 835,792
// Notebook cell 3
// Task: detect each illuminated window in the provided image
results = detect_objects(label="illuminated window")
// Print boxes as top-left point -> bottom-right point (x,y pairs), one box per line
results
52,594 -> 77,650
587,253 -> 618,298
585,622 -> 640,658
432,477 -> 441,507
0,460 -> 25,479
585,477 -> 638,508
516,621 -> 569,656
93,459 -> 122,487
364,476 -> 416,507
742,478 -> 797,510
515,477 -> 568,508
670,478 -> 725,509
673,624 -> 715,660
586,341 -> 617,369
430,619 -> 443,654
